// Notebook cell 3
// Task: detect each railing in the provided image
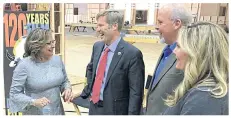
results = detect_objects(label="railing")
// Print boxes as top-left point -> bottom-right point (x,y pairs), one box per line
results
124,34 -> 160,44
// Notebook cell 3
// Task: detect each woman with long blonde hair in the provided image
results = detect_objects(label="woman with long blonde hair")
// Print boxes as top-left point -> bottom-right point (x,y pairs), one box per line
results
162,22 -> 229,115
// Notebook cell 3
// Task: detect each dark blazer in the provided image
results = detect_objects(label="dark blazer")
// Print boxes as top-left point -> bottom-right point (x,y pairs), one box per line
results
81,38 -> 145,115
162,86 -> 229,115
145,48 -> 184,115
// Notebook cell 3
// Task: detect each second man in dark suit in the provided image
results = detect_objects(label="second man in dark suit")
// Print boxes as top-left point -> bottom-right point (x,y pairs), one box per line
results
145,4 -> 193,115
78,10 -> 145,115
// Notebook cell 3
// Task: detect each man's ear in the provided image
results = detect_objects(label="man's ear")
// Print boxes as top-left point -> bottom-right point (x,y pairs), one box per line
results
174,19 -> 182,30
112,23 -> 118,31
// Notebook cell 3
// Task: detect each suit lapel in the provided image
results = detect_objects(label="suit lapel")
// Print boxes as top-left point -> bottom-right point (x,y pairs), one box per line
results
92,42 -> 104,80
104,39 -> 124,87
150,53 -> 176,91
148,51 -> 164,93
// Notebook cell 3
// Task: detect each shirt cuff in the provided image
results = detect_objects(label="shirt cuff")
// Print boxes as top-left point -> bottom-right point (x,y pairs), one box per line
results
30,99 -> 35,106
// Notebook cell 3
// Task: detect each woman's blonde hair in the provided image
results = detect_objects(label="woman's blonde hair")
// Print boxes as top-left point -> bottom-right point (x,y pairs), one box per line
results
165,22 -> 229,107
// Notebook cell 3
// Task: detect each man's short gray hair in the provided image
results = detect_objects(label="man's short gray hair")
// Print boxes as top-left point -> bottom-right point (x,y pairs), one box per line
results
162,4 -> 193,25
96,9 -> 124,31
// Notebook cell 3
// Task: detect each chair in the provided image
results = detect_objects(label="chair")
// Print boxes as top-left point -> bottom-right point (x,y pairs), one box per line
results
72,63 -> 92,115
71,76 -> 90,115
72,94 -> 90,115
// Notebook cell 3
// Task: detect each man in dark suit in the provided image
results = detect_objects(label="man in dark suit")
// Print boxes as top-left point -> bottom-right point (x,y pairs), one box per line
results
77,10 -> 145,115
145,4 -> 192,115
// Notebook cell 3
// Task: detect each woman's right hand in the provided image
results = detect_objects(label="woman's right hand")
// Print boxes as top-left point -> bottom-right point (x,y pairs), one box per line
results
32,97 -> 50,107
